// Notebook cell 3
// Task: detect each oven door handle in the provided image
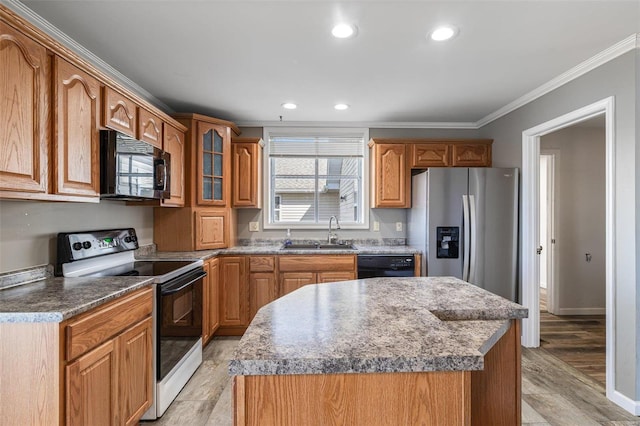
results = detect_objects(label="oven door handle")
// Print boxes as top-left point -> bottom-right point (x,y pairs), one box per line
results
160,270 -> 207,296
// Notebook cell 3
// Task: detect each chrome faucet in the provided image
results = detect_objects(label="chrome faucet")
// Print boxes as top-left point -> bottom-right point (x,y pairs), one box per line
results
328,215 -> 341,244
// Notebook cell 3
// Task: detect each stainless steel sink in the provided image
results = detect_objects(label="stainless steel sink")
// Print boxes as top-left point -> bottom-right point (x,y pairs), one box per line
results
280,243 -> 356,250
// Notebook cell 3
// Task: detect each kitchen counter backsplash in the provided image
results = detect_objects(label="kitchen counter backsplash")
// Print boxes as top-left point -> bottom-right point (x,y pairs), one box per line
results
135,243 -> 157,257
0,264 -> 53,291
236,238 -> 407,246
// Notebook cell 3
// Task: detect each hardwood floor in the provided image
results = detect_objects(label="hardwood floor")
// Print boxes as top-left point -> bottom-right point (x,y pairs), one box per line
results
142,334 -> 638,426
540,312 -> 606,387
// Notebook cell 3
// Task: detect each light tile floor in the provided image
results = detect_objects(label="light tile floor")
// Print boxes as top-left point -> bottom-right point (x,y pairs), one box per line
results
142,336 -> 640,426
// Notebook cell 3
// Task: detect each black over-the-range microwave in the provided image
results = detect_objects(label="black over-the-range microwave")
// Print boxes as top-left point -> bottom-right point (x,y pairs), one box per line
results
100,130 -> 171,200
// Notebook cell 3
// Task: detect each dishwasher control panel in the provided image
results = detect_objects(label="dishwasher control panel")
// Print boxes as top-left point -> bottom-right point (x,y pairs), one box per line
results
357,255 -> 415,278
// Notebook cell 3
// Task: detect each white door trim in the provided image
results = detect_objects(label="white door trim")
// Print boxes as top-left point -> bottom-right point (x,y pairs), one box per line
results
520,97 -> 615,398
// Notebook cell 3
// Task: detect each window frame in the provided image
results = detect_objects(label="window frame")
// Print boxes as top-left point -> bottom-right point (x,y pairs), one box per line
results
262,127 -> 370,230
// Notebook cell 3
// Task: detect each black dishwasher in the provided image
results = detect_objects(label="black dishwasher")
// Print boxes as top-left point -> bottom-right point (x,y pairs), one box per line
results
357,255 -> 415,278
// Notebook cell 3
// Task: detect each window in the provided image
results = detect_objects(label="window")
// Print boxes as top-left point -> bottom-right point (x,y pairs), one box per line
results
264,128 -> 369,228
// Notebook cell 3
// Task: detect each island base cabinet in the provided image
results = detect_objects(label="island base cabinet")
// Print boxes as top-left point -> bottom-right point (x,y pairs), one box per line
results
234,371 -> 471,426
233,320 -> 521,426
470,319 -> 521,426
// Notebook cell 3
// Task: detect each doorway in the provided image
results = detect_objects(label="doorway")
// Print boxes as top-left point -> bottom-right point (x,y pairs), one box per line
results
537,119 -> 606,387
520,97 -> 615,399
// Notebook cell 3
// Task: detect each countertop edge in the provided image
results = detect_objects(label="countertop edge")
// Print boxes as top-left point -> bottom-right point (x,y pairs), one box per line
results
0,278 -> 155,324
228,354 -> 485,376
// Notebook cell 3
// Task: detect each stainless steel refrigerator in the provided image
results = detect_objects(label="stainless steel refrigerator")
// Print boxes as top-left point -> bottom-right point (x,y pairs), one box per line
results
407,168 -> 519,301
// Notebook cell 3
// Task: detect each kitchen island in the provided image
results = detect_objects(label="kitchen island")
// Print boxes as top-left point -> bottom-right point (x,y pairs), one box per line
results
230,277 -> 528,426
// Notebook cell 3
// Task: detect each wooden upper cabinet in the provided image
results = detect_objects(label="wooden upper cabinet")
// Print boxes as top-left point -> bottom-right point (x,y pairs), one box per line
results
232,138 -> 263,208
196,122 -> 229,206
162,123 -> 185,206
411,143 -> 450,168
0,22 -> 50,195
53,56 -> 101,197
451,143 -> 492,167
103,87 -> 136,137
370,142 -> 410,208
195,208 -> 228,250
137,107 -> 163,148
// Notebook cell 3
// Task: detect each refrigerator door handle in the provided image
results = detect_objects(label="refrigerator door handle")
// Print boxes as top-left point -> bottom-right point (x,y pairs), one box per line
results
462,195 -> 470,281
469,194 -> 478,284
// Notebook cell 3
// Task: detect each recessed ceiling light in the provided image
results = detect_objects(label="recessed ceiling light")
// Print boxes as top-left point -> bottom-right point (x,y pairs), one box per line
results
282,103 -> 297,110
430,25 -> 458,41
332,23 -> 357,39
334,103 -> 349,110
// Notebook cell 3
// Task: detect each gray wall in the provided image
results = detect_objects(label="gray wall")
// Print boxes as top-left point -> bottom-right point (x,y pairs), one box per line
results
479,51 -> 638,400
0,200 -> 154,273
541,127 -> 606,313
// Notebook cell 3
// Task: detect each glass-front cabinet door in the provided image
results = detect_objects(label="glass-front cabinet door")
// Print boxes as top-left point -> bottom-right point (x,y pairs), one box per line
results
197,122 -> 228,206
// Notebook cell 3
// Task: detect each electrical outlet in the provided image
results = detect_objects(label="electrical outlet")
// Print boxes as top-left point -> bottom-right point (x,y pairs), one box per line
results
373,221 -> 380,232
249,222 -> 259,232
396,222 -> 403,232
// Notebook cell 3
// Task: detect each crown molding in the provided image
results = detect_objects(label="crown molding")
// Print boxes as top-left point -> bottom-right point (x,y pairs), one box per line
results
476,33 -> 639,128
3,0 -> 637,131
236,120 -> 478,129
2,0 -> 174,114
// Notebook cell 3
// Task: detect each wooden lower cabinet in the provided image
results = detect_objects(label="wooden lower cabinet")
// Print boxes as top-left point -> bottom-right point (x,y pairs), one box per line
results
249,272 -> 277,320
0,288 -> 156,425
213,255 -> 356,337
66,339 -> 119,426
317,271 -> 356,283
66,316 -> 152,426
278,255 -> 357,297
203,257 -> 221,345
64,287 -> 153,426
279,272 -> 315,297
219,256 -> 248,329
119,317 -> 153,426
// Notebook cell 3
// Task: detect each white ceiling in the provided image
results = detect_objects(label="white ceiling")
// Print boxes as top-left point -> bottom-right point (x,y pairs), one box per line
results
19,0 -> 640,126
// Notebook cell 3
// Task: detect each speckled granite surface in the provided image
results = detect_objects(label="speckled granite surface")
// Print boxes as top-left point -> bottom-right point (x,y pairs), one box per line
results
1,244 -> 419,323
229,277 -> 527,376
139,244 -> 420,259
0,276 -> 154,323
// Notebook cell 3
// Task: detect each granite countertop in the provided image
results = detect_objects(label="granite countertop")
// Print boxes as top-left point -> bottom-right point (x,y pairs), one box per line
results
229,277 -> 527,376
0,244 -> 419,324
138,244 -> 421,260
0,276 -> 154,323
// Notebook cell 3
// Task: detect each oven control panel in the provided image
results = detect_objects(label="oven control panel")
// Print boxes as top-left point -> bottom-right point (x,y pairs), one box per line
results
57,228 -> 139,264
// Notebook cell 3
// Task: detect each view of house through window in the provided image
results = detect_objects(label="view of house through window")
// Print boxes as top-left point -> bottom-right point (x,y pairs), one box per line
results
265,129 -> 367,227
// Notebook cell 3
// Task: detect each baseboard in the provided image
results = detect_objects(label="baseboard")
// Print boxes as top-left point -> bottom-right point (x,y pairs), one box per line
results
608,390 -> 640,415
552,307 -> 606,315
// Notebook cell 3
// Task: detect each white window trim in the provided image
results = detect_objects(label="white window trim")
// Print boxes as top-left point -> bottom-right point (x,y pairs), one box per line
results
262,127 -> 370,230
